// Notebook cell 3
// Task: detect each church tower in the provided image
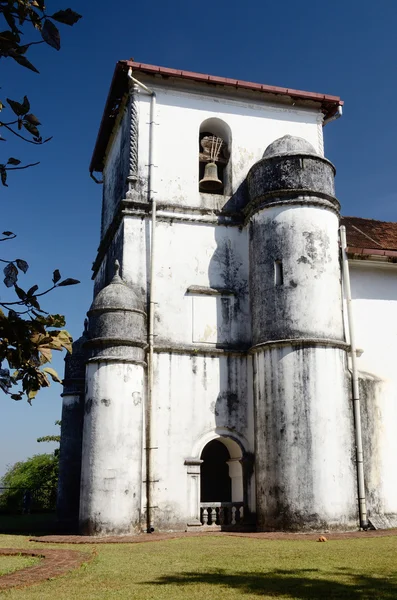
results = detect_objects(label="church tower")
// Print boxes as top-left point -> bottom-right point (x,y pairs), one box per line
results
57,60 -> 378,535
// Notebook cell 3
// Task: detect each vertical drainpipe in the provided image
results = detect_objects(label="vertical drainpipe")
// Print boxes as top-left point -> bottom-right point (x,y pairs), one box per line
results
127,68 -> 157,533
340,225 -> 368,530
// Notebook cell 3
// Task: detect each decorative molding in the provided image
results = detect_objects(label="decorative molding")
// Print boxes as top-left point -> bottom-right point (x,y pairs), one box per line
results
244,191 -> 340,222
186,285 -> 236,296
250,338 -> 349,352
126,87 -> 139,190
154,343 -> 249,357
86,357 -> 147,366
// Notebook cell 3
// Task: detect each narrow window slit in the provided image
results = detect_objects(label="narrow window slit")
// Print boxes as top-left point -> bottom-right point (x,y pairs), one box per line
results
274,260 -> 283,286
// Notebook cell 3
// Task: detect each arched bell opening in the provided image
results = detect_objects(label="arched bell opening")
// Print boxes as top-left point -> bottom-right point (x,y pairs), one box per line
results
198,118 -> 232,195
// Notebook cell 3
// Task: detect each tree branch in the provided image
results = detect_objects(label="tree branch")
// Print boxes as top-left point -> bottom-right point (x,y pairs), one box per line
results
0,123 -> 50,145
6,161 -> 40,170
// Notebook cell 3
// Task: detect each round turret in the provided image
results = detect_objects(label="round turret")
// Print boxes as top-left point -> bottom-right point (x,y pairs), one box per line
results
247,134 -> 338,212
86,261 -> 146,361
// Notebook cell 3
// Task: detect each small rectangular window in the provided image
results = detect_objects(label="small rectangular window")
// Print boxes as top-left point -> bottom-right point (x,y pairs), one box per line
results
274,260 -> 283,286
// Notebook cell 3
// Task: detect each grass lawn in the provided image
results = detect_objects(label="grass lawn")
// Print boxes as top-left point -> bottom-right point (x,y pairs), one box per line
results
0,533 -> 396,599
0,554 -> 39,576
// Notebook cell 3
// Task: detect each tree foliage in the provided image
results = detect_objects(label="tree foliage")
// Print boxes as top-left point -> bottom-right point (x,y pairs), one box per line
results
0,453 -> 59,512
0,422 -> 60,511
0,1 -> 82,185
0,3 -> 81,402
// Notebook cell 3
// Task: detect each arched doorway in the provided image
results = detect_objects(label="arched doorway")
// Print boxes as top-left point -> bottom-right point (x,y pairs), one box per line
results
199,436 -> 244,527
200,439 -> 231,502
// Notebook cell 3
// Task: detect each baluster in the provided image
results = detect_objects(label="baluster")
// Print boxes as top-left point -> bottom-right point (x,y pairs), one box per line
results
240,505 -> 244,523
219,506 -> 225,526
202,507 -> 208,525
235,505 -> 241,524
210,507 -> 216,525
231,505 -> 237,525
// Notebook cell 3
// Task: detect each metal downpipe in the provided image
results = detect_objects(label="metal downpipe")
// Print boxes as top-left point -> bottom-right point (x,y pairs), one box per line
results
340,225 -> 368,530
127,69 -> 157,533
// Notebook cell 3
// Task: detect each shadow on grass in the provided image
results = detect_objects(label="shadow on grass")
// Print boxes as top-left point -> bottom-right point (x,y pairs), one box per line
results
0,513 -> 59,536
146,569 -> 397,599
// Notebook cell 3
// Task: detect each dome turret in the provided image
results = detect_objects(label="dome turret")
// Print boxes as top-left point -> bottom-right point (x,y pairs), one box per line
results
86,261 -> 146,361
262,134 -> 318,158
247,135 -> 338,213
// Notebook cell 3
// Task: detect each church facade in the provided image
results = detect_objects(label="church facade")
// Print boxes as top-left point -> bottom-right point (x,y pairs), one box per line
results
57,61 -> 397,535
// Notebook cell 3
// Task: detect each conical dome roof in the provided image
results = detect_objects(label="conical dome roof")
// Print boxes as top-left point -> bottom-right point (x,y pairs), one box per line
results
90,261 -> 144,313
263,135 -> 318,159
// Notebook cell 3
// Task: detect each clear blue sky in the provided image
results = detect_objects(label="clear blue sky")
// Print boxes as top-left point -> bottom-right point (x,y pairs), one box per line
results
1,0 -> 396,477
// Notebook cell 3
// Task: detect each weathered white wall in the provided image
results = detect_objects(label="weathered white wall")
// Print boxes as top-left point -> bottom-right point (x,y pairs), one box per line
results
347,263 -> 397,520
147,220 -> 250,347
151,352 -> 255,530
134,84 -> 323,209
255,346 -> 357,530
80,361 -> 145,535
250,205 -> 344,344
101,106 -> 129,237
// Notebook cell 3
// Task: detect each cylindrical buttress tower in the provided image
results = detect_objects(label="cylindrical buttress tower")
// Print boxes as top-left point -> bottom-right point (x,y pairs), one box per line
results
57,327 -> 88,529
247,135 -> 357,531
79,262 -> 146,535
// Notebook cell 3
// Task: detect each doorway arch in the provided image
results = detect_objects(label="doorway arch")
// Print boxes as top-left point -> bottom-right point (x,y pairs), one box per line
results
200,439 -> 231,502
199,435 -> 243,503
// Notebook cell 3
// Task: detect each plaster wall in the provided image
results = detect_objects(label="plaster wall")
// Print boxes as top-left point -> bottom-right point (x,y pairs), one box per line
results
347,264 -> 397,519
101,106 -> 129,237
99,84 -> 324,220
130,219 -> 250,347
79,361 -> 145,535
250,205 -> 343,344
254,345 -> 357,531
151,352 -> 255,530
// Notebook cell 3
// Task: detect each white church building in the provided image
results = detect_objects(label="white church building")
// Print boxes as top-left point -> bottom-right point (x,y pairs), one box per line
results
57,60 -> 397,535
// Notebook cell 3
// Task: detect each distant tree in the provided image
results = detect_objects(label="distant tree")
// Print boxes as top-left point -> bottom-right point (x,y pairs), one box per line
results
0,453 -> 59,512
0,2 -> 82,402
0,421 -> 60,511
37,419 -> 61,457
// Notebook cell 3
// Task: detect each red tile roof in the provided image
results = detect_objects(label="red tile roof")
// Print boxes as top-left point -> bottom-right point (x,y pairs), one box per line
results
341,216 -> 397,258
90,60 -> 343,173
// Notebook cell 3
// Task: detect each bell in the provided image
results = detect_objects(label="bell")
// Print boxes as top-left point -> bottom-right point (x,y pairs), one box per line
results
199,162 -> 223,192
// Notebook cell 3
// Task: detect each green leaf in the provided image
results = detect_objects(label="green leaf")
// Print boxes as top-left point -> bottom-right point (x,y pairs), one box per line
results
57,278 -> 80,287
21,96 -> 30,113
25,113 -> 41,126
3,263 -> 18,287
28,388 -> 38,401
3,11 -> 20,35
27,284 -> 39,296
23,121 -> 40,137
51,9 -> 82,26
6,98 -> 26,116
11,393 -> 23,401
15,259 -> 28,273
52,269 -> 61,284
42,367 -> 62,384
0,30 -> 19,44
41,19 -> 61,50
14,284 -> 27,300
7,157 -> 21,166
11,54 -> 39,73
48,314 -> 66,327
2,231 -> 14,236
